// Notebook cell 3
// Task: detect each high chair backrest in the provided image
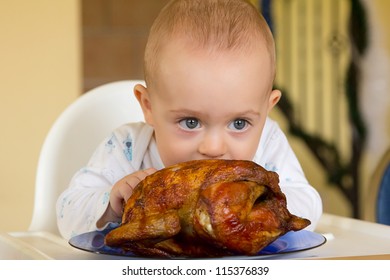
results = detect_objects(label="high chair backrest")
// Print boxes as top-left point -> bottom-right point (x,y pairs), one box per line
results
29,80 -> 145,235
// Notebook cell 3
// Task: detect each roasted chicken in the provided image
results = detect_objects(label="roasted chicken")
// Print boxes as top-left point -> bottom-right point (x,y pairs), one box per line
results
105,159 -> 310,258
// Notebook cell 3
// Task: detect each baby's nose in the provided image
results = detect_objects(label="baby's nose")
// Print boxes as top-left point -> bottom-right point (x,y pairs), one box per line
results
198,132 -> 227,158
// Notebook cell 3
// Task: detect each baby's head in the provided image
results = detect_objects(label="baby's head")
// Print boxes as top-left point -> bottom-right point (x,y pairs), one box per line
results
144,0 -> 276,88
135,0 -> 281,167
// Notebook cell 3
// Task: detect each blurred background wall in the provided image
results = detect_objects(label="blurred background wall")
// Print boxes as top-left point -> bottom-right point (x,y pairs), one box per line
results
0,0 -> 389,231
0,0 -> 81,231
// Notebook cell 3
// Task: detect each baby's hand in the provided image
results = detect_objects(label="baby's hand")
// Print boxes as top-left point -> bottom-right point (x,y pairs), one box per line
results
97,168 -> 156,227
110,168 -> 156,218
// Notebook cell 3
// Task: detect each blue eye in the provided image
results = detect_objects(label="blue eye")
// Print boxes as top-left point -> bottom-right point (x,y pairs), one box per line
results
179,118 -> 200,130
228,119 -> 248,131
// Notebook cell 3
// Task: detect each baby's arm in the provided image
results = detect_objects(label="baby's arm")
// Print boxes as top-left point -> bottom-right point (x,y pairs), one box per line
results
255,118 -> 323,230
56,124 -> 156,240
96,168 -> 156,228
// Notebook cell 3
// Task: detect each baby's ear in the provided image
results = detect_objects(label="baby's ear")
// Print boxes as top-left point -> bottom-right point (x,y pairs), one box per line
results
134,84 -> 154,126
267,89 -> 281,113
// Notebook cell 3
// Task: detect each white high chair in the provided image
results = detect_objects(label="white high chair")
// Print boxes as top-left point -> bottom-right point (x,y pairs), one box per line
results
29,80 -> 145,236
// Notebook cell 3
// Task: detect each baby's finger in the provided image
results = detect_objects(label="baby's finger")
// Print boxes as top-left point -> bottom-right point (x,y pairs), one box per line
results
120,168 -> 158,202
143,167 -> 157,176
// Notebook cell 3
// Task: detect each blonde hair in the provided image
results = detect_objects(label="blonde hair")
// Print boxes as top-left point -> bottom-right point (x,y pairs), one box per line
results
144,0 -> 275,86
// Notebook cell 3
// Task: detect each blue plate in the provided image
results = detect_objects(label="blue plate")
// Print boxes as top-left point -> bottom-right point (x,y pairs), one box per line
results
69,224 -> 326,259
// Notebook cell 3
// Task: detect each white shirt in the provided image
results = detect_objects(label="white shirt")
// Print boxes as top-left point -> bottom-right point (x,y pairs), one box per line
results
56,118 -> 322,240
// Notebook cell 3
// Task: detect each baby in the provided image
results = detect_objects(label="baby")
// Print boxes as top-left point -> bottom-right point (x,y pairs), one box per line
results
57,0 -> 322,239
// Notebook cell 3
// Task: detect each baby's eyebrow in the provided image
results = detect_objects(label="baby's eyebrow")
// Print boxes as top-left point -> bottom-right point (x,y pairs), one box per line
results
237,110 -> 261,117
169,109 -> 261,120
169,109 -> 199,114
228,110 -> 262,120
169,109 -> 202,117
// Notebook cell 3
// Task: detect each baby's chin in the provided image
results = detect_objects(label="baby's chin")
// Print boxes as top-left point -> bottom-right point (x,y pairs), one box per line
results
166,157 -> 252,167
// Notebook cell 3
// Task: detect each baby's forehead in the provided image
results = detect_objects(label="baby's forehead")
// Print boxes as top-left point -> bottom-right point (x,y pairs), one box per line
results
163,34 -> 272,68
156,33 -> 272,71
149,36 -> 274,97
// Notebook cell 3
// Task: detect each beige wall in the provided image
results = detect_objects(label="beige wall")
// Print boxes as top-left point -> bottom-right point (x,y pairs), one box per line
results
0,1 -> 81,231
0,0 -> 388,232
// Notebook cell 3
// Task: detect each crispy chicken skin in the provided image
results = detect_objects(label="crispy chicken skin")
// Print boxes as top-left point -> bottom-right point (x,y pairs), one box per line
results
105,159 -> 310,258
